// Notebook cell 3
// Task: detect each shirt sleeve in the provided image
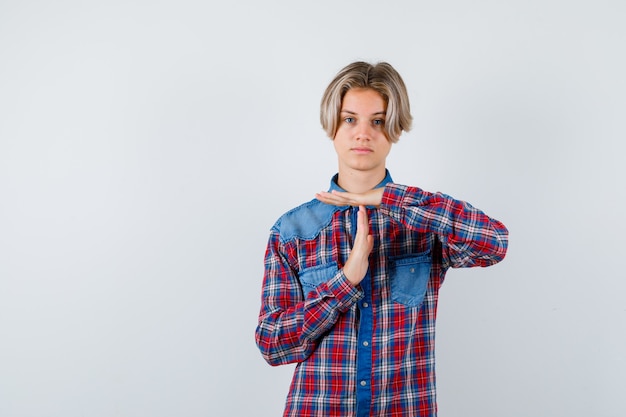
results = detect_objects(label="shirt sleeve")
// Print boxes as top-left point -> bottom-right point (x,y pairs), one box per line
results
255,228 -> 363,366
380,183 -> 508,269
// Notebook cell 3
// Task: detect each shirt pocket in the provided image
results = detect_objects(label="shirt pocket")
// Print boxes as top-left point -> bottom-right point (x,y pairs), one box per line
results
298,262 -> 338,296
389,253 -> 431,308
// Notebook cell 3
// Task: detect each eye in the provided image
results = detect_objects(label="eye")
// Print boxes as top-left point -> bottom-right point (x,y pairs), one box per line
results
372,119 -> 385,126
344,117 -> 355,124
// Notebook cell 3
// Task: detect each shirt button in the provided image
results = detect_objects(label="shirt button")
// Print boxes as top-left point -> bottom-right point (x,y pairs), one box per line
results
362,302 -> 369,308
410,267 -> 415,273
360,380 -> 367,387
363,341 -> 369,347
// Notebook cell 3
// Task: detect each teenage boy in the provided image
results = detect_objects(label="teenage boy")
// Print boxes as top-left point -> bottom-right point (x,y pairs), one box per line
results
255,61 -> 508,417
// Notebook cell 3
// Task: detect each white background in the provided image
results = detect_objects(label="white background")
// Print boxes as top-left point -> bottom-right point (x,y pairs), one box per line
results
1,1 -> 625,416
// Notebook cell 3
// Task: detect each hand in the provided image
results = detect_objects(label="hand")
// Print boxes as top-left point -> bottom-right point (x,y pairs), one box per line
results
342,205 -> 374,286
315,188 -> 384,207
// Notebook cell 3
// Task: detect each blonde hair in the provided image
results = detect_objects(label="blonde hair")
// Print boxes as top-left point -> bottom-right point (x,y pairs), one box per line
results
320,61 -> 412,143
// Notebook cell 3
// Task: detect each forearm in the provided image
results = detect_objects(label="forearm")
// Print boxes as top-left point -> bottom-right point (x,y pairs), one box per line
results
380,183 -> 508,268
256,246 -> 362,366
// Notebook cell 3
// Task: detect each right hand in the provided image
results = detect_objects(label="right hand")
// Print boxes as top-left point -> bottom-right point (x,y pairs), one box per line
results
343,205 -> 374,286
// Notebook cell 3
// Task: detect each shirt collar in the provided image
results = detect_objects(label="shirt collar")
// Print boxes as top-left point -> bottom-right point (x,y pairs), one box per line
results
328,169 -> 394,192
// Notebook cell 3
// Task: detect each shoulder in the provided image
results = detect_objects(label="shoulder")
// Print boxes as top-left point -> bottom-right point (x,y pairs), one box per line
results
271,198 -> 340,243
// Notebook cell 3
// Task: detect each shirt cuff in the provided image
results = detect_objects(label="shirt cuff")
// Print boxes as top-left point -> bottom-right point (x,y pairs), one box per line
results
326,270 -> 363,313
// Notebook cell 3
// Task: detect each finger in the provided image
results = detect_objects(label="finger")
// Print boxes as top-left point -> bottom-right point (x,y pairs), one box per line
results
355,206 -> 370,242
332,191 -> 361,205
358,205 -> 368,228
355,206 -> 373,256
315,191 -> 352,206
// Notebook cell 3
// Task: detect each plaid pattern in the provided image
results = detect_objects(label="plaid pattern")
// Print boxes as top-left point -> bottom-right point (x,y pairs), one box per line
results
256,174 -> 508,416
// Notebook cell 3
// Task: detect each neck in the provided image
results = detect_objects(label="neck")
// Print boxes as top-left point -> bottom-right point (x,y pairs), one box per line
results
336,167 -> 387,193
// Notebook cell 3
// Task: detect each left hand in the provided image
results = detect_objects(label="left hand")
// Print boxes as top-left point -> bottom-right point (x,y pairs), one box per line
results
315,188 -> 384,207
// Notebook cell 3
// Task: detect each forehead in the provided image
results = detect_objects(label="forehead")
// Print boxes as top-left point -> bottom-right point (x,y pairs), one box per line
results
341,88 -> 387,113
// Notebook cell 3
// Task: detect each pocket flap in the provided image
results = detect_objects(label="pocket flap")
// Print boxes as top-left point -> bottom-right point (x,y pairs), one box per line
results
299,262 -> 339,292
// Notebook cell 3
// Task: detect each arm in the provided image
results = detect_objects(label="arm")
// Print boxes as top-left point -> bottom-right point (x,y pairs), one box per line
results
380,184 -> 508,268
255,228 -> 363,366
316,185 -> 508,268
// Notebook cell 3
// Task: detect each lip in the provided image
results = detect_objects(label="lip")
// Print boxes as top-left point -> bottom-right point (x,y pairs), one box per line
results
351,147 -> 373,154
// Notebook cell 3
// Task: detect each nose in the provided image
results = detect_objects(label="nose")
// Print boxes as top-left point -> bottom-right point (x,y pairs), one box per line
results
355,121 -> 373,140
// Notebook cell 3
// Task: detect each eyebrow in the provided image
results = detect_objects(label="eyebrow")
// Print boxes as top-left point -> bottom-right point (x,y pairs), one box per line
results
340,110 -> 387,116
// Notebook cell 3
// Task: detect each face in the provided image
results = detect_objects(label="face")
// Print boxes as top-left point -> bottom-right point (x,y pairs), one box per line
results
333,88 -> 391,177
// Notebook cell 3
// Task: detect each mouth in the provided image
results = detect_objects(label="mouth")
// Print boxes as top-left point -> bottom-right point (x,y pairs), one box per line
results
351,147 -> 373,154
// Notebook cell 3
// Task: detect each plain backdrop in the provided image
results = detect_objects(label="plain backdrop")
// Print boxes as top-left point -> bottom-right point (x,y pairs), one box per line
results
1,1 -> 625,416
